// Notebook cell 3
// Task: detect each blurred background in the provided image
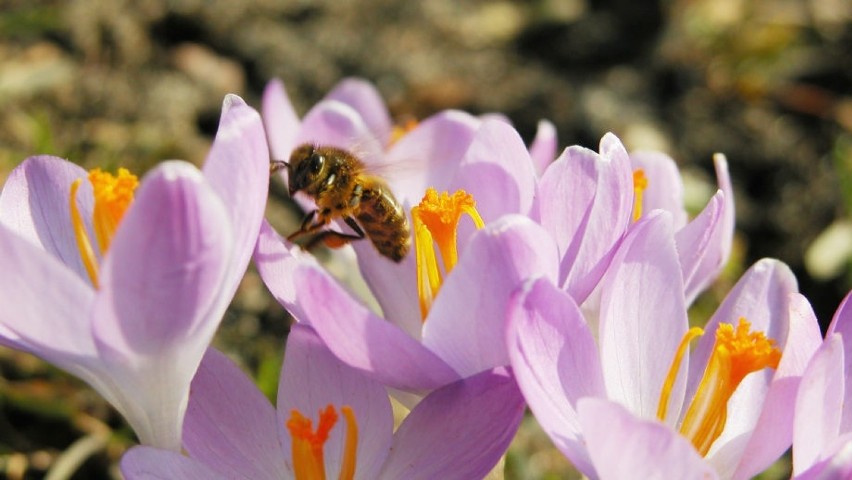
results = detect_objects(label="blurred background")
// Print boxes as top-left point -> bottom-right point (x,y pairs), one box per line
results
0,0 -> 850,478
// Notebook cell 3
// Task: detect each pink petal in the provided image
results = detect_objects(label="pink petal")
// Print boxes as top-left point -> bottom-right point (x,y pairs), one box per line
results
727,294 -> 821,478
182,349 -> 282,480
93,161 -> 231,354
529,119 -> 557,176
777,293 -> 825,381
713,154 -> 735,275
297,265 -> 460,391
253,220 -> 320,322
793,335 -> 844,476
261,78 -> 301,162
827,290 -> 852,338
0,222 -> 97,372
324,77 -> 392,146
380,368 -> 524,479
676,153 -> 735,304
449,119 -> 537,219
351,242 -> 421,338
578,398 -> 718,480
278,325 -> 393,479
676,191 -> 725,305
506,277 -> 604,474
598,211 -> 689,421
91,162 -> 232,449
538,145 -> 598,257
795,440 -> 852,480
630,150 -> 688,229
202,94 -> 270,306
423,215 -> 559,377
0,155 -> 93,281
121,446 -> 230,480
539,133 -> 633,302
828,291 -> 852,432
382,109 -> 480,206
295,99 -> 384,167
732,293 -> 824,477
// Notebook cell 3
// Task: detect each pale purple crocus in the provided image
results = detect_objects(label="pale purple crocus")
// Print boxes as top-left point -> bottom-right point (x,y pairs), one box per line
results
260,79 -> 555,395
120,324 -> 525,480
257,214 -> 558,397
631,150 -> 734,304
537,134 -> 734,305
0,95 -> 269,450
792,291 -> 852,478
507,210 -> 822,479
528,119 -> 558,176
262,78 -> 542,333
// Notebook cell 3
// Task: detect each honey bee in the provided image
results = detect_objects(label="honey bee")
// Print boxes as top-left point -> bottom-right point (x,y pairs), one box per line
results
271,143 -> 411,262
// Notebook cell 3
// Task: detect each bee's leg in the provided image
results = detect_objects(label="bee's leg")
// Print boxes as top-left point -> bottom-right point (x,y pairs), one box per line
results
304,216 -> 365,250
287,210 -> 328,242
270,160 -> 288,174
343,216 -> 366,238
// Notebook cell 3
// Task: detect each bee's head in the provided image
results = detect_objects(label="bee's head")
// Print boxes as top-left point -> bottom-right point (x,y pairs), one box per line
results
287,144 -> 327,196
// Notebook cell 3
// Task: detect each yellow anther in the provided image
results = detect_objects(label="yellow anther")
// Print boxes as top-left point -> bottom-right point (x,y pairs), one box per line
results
70,178 -> 100,288
339,406 -> 358,480
411,188 -> 485,319
657,327 -> 705,422
69,168 -> 138,289
677,318 -> 781,456
89,168 -> 138,254
632,169 -> 648,222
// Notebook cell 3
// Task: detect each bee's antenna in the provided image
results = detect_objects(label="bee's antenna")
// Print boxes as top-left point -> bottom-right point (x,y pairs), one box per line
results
270,160 -> 289,175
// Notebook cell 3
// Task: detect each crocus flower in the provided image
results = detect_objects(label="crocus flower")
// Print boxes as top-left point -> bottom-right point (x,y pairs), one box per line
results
262,77 -> 542,324
792,291 -> 852,478
528,119 -> 558,176
259,79 -> 559,395
630,150 -> 734,304
120,324 -> 525,480
0,95 -> 269,450
537,134 -> 734,305
507,210 -> 822,479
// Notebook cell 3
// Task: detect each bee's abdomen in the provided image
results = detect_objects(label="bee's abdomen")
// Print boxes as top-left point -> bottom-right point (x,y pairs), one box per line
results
357,187 -> 411,262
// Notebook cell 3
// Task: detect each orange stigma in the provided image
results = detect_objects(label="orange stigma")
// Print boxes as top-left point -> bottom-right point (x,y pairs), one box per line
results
411,188 -> 484,319
287,404 -> 358,480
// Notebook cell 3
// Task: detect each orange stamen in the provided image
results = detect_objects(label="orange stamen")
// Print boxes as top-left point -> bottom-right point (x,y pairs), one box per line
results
632,168 -> 648,222
411,188 -> 484,319
69,168 -> 138,288
676,318 -> 781,456
657,327 -> 704,422
88,168 -> 138,254
70,179 -> 100,288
